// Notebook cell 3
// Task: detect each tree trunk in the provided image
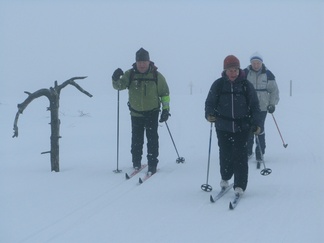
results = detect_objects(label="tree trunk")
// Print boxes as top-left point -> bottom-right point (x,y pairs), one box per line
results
49,92 -> 60,172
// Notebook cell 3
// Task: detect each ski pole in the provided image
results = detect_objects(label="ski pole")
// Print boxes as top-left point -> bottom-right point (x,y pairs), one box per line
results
255,135 -> 272,176
165,121 -> 185,163
113,90 -> 122,173
201,123 -> 213,192
271,113 -> 288,148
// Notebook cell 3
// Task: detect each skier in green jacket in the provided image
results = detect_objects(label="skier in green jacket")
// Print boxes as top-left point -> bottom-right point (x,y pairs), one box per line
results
112,48 -> 170,175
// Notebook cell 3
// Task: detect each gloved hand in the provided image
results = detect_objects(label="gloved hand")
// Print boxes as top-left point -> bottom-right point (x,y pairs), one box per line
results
267,105 -> 275,114
207,114 -> 216,122
159,109 -> 170,123
112,68 -> 124,81
251,125 -> 261,135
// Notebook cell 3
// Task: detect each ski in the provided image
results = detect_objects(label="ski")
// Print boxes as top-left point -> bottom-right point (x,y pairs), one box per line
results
229,193 -> 241,210
138,174 -> 152,184
138,170 -> 159,184
125,164 -> 147,180
210,183 -> 234,203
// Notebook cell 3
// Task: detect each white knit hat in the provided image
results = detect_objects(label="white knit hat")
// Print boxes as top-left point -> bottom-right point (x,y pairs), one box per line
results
250,52 -> 263,62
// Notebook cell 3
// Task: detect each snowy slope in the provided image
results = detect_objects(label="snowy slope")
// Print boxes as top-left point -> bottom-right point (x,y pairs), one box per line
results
1,90 -> 323,243
1,1 -> 324,243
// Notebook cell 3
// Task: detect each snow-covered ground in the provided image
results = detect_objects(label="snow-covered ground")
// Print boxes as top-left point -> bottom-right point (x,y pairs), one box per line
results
1,1 -> 323,242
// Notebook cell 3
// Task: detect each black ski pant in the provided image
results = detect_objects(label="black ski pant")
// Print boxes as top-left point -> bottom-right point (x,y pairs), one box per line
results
247,111 -> 267,159
216,129 -> 250,191
131,111 -> 159,167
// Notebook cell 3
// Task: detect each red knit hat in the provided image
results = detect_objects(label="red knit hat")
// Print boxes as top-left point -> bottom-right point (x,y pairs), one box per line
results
223,55 -> 240,70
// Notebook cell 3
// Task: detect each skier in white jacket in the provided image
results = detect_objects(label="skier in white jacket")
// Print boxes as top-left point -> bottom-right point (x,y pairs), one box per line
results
244,52 -> 280,161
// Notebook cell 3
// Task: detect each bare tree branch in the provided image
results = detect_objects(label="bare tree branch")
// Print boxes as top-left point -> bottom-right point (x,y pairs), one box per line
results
13,88 -> 52,138
18,89 -> 52,114
57,76 -> 92,97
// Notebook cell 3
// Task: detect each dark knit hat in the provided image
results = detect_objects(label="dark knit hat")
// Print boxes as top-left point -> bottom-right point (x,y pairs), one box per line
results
136,48 -> 150,61
223,55 -> 240,70
250,52 -> 263,62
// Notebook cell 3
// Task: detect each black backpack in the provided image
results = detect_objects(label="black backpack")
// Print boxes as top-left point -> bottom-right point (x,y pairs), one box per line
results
128,63 -> 158,86
212,76 -> 251,123
214,78 -> 249,108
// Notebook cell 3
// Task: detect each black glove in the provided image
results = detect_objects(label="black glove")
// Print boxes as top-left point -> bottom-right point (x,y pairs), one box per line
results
267,105 -> 275,114
251,125 -> 261,135
206,114 -> 216,122
112,68 -> 124,81
159,109 -> 170,123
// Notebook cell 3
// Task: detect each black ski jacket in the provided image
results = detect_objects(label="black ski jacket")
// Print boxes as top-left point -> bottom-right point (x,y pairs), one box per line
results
205,70 -> 262,133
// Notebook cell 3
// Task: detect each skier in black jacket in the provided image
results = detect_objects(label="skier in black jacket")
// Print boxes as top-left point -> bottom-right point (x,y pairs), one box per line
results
205,55 -> 262,196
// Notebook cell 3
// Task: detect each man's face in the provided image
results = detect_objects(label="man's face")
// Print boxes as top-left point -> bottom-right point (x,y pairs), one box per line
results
136,61 -> 150,73
251,60 -> 262,72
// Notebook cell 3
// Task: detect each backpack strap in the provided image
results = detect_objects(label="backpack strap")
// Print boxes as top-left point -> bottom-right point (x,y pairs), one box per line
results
127,102 -> 159,116
216,79 -> 249,104
127,63 -> 160,115
214,78 -> 225,108
129,63 -> 158,86
215,78 -> 250,119
266,69 -> 275,80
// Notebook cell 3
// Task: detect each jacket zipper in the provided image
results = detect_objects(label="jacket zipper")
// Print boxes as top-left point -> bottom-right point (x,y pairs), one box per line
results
231,83 -> 235,132
144,82 -> 148,96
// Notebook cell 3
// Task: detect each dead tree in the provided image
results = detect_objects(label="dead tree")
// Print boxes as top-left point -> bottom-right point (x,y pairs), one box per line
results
13,76 -> 93,172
